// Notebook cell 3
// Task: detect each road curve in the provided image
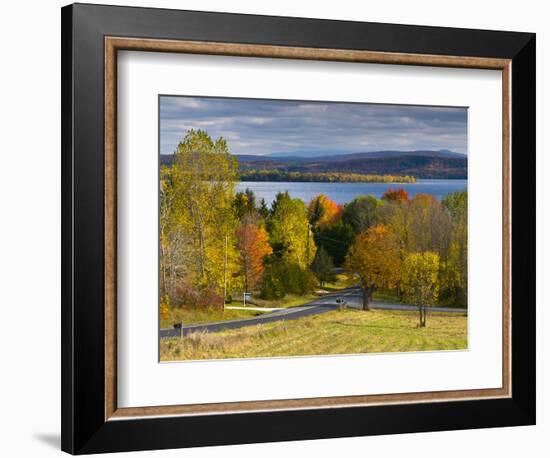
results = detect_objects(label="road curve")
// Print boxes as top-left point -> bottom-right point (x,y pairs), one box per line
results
160,286 -> 467,339
339,286 -> 468,313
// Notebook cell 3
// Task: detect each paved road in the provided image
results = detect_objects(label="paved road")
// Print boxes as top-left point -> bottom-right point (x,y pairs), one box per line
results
160,286 -> 467,338
336,286 -> 468,313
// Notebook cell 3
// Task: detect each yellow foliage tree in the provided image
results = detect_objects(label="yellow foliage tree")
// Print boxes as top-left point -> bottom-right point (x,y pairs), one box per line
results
408,194 -> 451,256
442,190 -> 468,306
160,295 -> 171,322
160,129 -> 240,307
269,192 -> 316,268
401,251 -> 440,327
345,224 -> 401,310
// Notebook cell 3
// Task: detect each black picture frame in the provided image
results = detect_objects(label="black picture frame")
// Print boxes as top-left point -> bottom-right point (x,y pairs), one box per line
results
61,3 -> 536,454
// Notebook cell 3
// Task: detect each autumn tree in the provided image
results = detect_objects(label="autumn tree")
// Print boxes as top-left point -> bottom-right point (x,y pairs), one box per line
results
408,194 -> 451,255
310,247 -> 336,287
378,196 -> 411,298
342,195 -> 380,234
401,251 -> 440,327
268,192 -> 316,268
379,195 -> 410,254
160,165 -> 190,298
345,224 -> 401,310
160,295 -> 171,323
442,189 -> 467,222
236,223 -> 272,293
308,194 -> 342,228
160,129 -> 240,308
382,188 -> 409,202
442,190 -> 468,306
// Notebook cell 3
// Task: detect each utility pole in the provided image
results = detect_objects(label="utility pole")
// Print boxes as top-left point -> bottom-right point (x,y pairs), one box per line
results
306,223 -> 311,267
223,233 -> 228,309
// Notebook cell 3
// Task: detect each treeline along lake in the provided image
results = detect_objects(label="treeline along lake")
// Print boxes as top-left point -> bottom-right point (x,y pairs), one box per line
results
236,179 -> 467,206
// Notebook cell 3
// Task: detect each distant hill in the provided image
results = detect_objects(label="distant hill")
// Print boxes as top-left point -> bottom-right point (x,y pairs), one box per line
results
160,155 -> 174,167
268,150 -> 341,159
266,149 -> 466,161
160,149 -> 467,179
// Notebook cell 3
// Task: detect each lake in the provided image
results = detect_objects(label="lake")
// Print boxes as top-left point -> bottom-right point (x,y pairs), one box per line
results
236,179 -> 467,206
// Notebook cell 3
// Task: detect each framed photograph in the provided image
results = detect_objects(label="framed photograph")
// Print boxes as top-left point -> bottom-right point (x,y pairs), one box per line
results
61,3 -> 536,454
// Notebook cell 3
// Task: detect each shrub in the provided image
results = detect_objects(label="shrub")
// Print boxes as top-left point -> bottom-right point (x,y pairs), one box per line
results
259,263 -> 286,299
173,284 -> 223,310
260,260 -> 316,299
283,263 -> 316,295
310,247 -> 336,287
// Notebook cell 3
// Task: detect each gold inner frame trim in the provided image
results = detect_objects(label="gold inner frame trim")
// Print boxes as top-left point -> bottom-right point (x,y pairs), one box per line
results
104,36 -> 512,421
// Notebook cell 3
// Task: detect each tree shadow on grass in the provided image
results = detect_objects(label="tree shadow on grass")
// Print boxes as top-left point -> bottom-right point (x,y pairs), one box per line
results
334,321 -> 410,331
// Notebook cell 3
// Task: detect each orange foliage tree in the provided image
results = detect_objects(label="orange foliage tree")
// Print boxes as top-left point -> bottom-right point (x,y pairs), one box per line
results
345,224 -> 401,310
236,223 -> 273,293
308,194 -> 342,228
382,188 -> 409,202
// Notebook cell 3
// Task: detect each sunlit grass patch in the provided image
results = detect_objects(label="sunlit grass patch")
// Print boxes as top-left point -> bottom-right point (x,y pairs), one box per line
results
244,293 -> 319,309
322,273 -> 358,292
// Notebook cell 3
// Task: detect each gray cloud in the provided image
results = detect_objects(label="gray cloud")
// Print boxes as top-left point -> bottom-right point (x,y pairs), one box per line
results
160,95 -> 467,156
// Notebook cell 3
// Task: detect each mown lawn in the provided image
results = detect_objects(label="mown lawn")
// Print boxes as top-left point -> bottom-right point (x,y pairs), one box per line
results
160,309 -> 468,361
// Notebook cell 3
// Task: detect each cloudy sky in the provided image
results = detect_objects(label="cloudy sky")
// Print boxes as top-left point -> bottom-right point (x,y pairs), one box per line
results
160,96 -> 467,157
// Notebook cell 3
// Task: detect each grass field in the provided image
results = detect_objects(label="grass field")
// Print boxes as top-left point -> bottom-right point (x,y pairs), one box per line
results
160,309 -> 468,361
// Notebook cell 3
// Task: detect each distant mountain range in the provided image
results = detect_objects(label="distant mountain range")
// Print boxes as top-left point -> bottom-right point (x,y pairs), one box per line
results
160,149 -> 467,179
264,149 -> 465,160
